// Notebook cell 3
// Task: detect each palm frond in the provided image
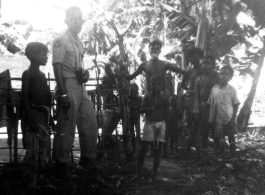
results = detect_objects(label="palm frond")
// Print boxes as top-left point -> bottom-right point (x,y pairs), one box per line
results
115,6 -> 154,20
159,2 -> 197,40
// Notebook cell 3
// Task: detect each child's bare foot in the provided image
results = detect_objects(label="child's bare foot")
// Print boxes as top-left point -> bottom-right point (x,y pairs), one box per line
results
131,175 -> 142,182
151,175 -> 163,183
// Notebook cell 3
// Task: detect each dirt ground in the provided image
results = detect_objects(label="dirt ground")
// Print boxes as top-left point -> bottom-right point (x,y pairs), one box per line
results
1,129 -> 265,195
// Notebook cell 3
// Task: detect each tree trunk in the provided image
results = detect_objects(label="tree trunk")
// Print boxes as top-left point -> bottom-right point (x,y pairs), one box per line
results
237,46 -> 265,132
195,0 -> 208,52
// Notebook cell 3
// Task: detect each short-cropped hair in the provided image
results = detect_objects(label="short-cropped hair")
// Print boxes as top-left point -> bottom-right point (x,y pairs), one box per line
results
25,42 -> 48,61
203,55 -> 215,66
65,6 -> 82,19
186,47 -> 204,57
221,65 -> 234,76
130,83 -> 139,91
149,40 -> 162,49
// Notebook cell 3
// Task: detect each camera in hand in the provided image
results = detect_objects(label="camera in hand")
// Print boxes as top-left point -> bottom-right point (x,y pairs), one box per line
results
76,68 -> 89,84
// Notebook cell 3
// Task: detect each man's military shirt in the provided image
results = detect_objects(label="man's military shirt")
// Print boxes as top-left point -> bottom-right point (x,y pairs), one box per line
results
52,31 -> 84,78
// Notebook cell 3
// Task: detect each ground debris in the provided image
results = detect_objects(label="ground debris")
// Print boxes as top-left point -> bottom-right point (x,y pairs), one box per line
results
2,132 -> 265,194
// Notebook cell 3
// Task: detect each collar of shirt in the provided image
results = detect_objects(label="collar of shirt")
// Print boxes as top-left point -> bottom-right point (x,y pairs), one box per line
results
217,84 -> 230,90
66,30 -> 80,48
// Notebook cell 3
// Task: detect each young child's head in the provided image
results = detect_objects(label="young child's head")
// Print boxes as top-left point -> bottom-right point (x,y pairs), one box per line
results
129,83 -> 139,98
149,75 -> 162,93
219,65 -> 234,85
186,47 -> 204,66
25,42 -> 48,66
202,55 -> 215,74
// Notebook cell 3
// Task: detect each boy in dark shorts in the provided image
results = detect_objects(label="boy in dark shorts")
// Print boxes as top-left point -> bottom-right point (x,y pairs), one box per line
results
208,65 -> 240,154
21,42 -> 51,189
127,83 -> 142,154
132,75 -> 169,182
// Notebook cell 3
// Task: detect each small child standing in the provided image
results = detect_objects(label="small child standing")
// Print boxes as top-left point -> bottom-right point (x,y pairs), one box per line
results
193,55 -> 219,158
208,65 -> 240,154
131,75 -> 169,182
163,95 -> 178,157
21,42 -> 51,189
127,83 -> 142,154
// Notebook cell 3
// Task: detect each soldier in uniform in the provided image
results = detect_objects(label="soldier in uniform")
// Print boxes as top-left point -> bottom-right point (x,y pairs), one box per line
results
52,6 -> 98,177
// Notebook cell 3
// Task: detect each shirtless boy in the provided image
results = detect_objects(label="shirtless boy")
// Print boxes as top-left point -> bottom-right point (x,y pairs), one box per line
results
21,42 -> 51,188
126,40 -> 186,93
128,83 -> 142,154
131,75 -> 169,182
193,55 -> 219,158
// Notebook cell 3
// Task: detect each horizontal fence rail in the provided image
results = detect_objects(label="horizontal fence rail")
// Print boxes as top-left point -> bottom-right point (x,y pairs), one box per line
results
0,75 -> 133,164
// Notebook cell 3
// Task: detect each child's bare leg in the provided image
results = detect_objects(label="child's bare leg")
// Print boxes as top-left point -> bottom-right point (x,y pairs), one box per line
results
129,122 -> 136,153
149,142 -> 154,157
163,142 -> 168,158
228,135 -> 236,151
170,131 -> 174,155
131,141 -> 149,181
135,120 -> 141,146
202,124 -> 209,149
152,142 -> 163,182
175,123 -> 179,153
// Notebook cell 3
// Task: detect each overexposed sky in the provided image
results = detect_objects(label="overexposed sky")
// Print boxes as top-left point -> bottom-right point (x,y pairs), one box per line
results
1,0 -> 99,30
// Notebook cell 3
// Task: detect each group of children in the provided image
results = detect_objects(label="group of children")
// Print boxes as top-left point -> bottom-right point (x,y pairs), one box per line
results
21,41 -> 240,187
128,56 -> 240,182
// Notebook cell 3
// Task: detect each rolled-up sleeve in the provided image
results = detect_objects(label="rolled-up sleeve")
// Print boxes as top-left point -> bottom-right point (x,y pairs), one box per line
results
52,38 -> 65,65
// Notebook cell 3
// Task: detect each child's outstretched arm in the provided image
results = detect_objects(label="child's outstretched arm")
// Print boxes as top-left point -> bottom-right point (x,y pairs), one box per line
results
125,64 -> 144,81
22,71 -> 39,132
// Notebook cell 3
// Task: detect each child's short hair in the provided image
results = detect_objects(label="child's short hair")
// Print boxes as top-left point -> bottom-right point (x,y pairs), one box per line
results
130,83 -> 139,92
150,74 -> 163,84
221,65 -> 234,76
25,42 -> 48,61
149,40 -> 162,49
186,47 -> 204,57
203,55 -> 215,67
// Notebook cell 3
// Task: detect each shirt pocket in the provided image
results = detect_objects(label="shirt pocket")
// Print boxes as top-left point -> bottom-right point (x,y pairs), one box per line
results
64,48 -> 75,66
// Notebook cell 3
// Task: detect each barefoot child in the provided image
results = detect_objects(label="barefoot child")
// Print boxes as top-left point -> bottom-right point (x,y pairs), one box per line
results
132,75 -> 169,182
208,65 -> 240,154
193,55 -> 219,158
21,42 -> 51,189
163,95 -> 179,157
128,83 -> 142,154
